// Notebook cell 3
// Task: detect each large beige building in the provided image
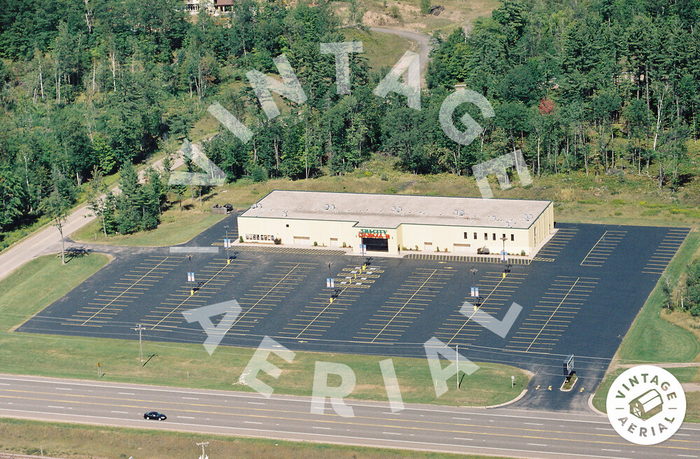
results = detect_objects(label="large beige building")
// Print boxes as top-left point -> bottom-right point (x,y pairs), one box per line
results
237,191 -> 555,257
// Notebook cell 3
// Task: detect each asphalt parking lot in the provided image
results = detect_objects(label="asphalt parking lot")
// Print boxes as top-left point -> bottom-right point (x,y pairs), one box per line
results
18,215 -> 690,409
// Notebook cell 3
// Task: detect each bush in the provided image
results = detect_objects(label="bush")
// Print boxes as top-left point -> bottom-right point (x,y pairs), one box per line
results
521,250 -> 526,256
248,164 -> 269,183
685,260 -> 700,314
313,241 -> 318,246
239,236 -> 244,243
273,237 -> 281,245
389,5 -> 401,19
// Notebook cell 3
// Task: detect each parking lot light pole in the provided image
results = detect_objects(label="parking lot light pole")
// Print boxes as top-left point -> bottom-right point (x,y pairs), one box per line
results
224,225 -> 230,262
469,267 -> 478,299
132,324 -> 145,363
500,235 -> 509,277
456,344 -> 459,389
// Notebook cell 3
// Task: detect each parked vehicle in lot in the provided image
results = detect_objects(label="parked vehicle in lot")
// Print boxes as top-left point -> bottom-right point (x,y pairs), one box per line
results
143,411 -> 167,421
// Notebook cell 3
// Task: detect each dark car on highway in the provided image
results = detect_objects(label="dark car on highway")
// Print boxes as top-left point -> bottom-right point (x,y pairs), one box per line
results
143,411 -> 167,421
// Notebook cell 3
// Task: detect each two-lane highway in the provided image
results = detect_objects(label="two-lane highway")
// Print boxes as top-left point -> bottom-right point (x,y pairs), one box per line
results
0,373 -> 698,458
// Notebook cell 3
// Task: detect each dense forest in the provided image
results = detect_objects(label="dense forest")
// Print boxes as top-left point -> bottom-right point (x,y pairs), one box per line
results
0,0 -> 698,238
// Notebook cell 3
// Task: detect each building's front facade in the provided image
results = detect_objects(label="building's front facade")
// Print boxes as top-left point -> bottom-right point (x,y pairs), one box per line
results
185,0 -> 234,15
238,191 -> 555,257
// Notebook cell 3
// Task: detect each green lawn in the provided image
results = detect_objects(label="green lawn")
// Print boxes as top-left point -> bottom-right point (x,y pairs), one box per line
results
0,253 -> 111,332
342,28 -> 415,70
71,208 -> 224,247
0,254 -> 529,408
0,418 -> 502,459
614,231 -> 700,364
667,367 -> 700,383
687,392 -> 700,423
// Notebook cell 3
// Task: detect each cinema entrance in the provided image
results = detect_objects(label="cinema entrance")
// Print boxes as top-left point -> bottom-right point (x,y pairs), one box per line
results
359,228 -> 390,252
362,237 -> 389,252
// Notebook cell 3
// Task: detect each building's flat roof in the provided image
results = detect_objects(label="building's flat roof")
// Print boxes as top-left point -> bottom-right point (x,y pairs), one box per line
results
240,191 -> 551,229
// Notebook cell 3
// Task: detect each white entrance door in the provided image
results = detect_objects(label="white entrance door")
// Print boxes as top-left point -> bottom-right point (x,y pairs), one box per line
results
453,243 -> 471,253
329,238 -> 339,248
423,242 -> 433,252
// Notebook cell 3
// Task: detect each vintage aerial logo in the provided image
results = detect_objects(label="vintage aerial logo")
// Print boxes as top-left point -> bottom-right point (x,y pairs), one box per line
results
606,365 -> 686,445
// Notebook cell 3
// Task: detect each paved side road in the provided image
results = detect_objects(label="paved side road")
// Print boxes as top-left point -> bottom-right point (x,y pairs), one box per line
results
0,373 -> 698,458
0,155 -> 184,281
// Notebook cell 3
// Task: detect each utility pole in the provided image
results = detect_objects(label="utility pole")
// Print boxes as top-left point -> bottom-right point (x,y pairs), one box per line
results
456,344 -> 459,389
196,441 -> 209,459
132,324 -> 146,363
469,267 -> 478,308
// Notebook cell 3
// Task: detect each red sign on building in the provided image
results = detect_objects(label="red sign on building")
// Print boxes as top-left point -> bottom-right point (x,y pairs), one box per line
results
358,229 -> 390,239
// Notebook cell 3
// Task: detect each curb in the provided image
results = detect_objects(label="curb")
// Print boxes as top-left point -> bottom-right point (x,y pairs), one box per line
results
559,374 -> 578,392
484,389 -> 528,409
587,393 -> 606,416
